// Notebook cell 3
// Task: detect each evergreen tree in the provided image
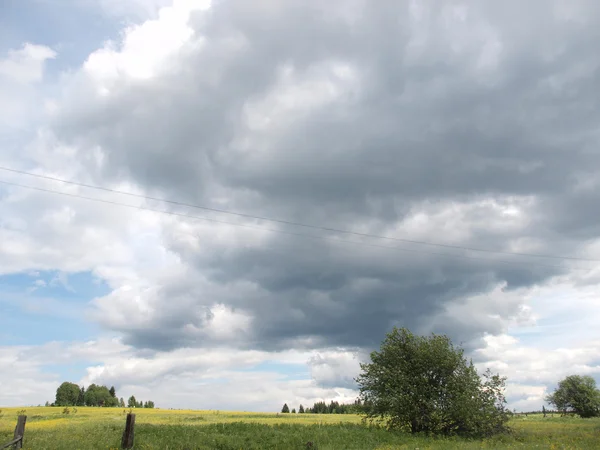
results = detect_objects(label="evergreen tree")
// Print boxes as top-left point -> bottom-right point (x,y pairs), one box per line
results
281,403 -> 290,413
109,386 -> 116,398
120,398 -> 125,408
292,408 -> 296,413
127,395 -> 137,408
298,404 -> 304,413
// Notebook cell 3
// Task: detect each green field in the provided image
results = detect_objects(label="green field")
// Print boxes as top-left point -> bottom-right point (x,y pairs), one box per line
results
1,407 -> 599,449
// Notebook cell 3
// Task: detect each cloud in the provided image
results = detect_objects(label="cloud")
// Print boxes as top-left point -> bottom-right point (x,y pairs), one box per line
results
37,0 -> 600,355
308,350 -> 363,389
0,43 -> 56,84
474,333 -> 600,411
2,0 -> 600,410
0,338 -> 355,411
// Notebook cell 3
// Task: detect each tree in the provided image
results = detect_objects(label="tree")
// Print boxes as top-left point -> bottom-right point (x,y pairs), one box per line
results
84,384 -> 118,407
281,403 -> 290,413
77,387 -> 85,407
546,375 -> 600,418
109,386 -> 116,398
356,327 -> 510,437
291,408 -> 296,413
120,398 -> 125,408
128,396 -> 137,408
145,400 -> 155,409
298,404 -> 304,413
55,382 -> 81,406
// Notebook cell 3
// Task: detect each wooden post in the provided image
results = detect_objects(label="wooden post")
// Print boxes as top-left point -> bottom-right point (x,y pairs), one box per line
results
121,413 -> 136,449
13,415 -> 26,449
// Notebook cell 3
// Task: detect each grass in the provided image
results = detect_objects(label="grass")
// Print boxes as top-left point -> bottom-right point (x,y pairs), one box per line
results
0,407 -> 599,449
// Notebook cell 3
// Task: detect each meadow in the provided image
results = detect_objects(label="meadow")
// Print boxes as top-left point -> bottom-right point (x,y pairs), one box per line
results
1,406 -> 599,449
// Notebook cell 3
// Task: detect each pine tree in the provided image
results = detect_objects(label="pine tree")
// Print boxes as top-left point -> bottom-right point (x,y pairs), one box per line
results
109,386 -> 116,398
281,403 -> 290,413
299,404 -> 305,413
292,408 -> 296,413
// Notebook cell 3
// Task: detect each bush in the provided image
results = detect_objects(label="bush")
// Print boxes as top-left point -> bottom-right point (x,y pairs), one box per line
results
356,327 -> 510,437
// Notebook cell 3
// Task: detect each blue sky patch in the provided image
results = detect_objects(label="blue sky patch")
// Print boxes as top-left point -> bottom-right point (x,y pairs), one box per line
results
0,0 -> 122,74
0,270 -> 110,345
241,360 -> 310,381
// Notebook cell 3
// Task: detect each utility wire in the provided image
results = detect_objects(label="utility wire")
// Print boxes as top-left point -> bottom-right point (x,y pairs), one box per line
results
0,165 -> 596,263
0,179 -> 592,272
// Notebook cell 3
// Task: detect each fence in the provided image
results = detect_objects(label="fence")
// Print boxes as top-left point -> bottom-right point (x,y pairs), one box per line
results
0,416 -> 26,450
0,414 -> 137,449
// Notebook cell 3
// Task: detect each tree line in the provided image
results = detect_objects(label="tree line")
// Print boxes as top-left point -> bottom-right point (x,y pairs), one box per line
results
281,399 -> 370,414
51,381 -> 155,409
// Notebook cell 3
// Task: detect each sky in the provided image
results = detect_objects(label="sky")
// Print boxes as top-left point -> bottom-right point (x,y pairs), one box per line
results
1,0 -> 600,412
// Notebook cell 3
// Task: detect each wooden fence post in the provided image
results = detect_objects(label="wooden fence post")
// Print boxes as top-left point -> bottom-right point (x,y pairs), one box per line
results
121,413 -> 136,449
13,415 -> 26,449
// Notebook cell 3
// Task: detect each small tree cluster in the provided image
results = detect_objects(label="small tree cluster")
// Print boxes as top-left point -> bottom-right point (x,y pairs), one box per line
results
53,382 -> 155,408
85,384 -> 119,407
55,382 -> 119,407
127,395 -> 155,408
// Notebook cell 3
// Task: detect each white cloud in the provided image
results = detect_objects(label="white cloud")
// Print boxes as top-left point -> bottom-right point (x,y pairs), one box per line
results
0,338 -> 358,411
83,0 -> 210,84
0,43 -> 56,84
475,333 -> 600,411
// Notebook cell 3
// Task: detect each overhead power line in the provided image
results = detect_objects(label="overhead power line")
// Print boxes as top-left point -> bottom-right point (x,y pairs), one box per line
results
0,166 -> 596,263
0,178 -> 593,272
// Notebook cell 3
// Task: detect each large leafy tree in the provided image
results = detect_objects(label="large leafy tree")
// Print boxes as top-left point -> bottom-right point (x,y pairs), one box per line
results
546,375 -> 600,418
55,382 -> 81,406
85,384 -> 119,407
356,327 -> 510,437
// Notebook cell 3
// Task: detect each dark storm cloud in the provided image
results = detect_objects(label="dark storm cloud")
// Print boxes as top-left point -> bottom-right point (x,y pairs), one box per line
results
55,1 -> 600,353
